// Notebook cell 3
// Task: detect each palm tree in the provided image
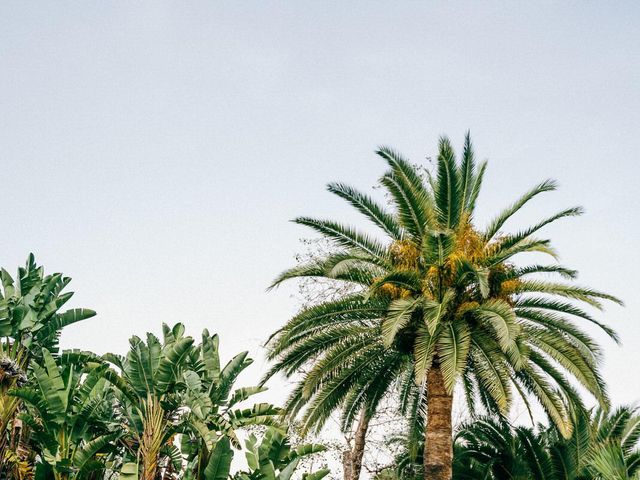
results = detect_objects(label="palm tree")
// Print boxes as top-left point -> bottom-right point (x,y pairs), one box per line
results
454,417 -> 548,479
268,134 -> 620,480
585,406 -> 640,479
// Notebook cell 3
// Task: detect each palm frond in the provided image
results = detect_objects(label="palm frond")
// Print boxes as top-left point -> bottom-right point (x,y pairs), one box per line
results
327,182 -> 403,239
294,217 -> 389,260
483,179 -> 557,241
434,136 -> 461,229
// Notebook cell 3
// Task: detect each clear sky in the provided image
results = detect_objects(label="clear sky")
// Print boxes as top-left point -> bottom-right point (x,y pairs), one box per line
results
1,2 -> 638,410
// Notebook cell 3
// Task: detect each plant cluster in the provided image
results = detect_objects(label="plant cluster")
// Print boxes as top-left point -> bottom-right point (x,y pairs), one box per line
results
0,257 -> 328,480
0,133 -> 630,480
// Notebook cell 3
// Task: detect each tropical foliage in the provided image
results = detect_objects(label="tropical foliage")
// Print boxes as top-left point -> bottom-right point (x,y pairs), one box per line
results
0,256 -> 96,479
14,349 -> 119,480
0,256 -> 326,480
267,134 -> 620,479
0,133 -> 626,480
453,405 -> 640,479
233,427 -> 329,480
375,406 -> 640,480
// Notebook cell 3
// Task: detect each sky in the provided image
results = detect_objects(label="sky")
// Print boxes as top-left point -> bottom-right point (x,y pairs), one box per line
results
1,2 -> 639,415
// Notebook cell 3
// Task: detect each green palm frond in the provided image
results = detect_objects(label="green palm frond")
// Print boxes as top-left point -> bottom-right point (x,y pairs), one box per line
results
434,136 -> 461,229
513,281 -> 623,309
269,252 -> 384,289
483,179 -> 558,241
381,297 -> 421,347
458,132 -> 476,215
438,321 -> 471,393
509,264 -> 578,280
327,182 -> 403,239
466,160 -> 487,214
515,296 -> 620,343
491,206 -> 584,255
376,146 -> 433,236
294,217 -> 389,260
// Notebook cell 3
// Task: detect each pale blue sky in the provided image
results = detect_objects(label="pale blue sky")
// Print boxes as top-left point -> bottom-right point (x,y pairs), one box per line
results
1,2 -> 638,408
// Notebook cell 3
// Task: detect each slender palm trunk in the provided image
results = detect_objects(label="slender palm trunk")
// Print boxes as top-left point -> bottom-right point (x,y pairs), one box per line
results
342,409 -> 371,480
423,364 -> 453,480
351,409 -> 371,480
342,450 -> 353,480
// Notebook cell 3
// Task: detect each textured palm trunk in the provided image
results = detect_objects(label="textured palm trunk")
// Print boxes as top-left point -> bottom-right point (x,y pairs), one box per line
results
140,396 -> 165,480
342,450 -> 353,480
351,409 -> 370,480
423,364 -> 453,480
342,409 -> 371,480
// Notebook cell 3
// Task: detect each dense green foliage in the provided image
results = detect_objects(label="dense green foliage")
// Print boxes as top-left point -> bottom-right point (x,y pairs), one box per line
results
379,406 -> 640,480
453,406 -> 640,479
455,407 -> 640,480
0,134 -> 627,480
266,134 -> 621,479
0,258 -> 328,480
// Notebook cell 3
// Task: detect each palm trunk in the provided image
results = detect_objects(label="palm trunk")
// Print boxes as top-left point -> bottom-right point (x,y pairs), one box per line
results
342,450 -> 352,480
423,364 -> 453,480
351,409 -> 371,480
343,408 -> 371,480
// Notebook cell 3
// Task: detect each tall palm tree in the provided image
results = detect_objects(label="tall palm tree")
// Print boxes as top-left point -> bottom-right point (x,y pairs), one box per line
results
268,134 -> 620,480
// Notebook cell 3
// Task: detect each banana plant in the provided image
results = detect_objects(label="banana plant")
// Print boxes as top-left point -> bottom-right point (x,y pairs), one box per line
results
0,255 -> 96,477
0,254 -> 96,360
10,348 -> 121,480
233,427 -> 329,480
180,329 -> 282,479
102,323 -> 195,480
